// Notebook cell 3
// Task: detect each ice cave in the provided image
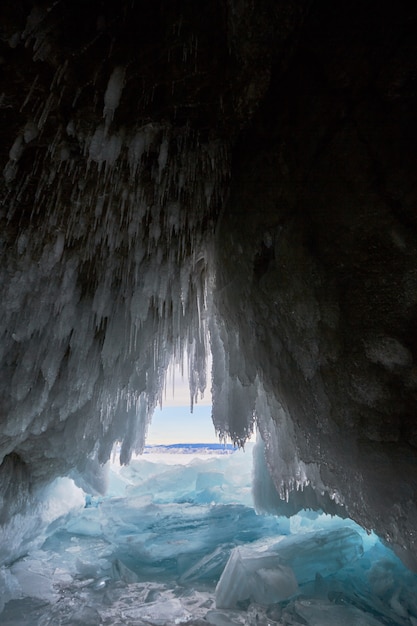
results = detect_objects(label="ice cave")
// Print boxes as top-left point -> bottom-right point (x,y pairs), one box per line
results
1,1 -> 417,624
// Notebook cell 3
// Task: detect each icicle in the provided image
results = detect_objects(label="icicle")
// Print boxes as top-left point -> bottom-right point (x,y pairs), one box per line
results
23,121 -> 39,144
158,137 -> 169,180
9,135 -> 24,162
103,66 -> 126,128
0,118 -> 233,519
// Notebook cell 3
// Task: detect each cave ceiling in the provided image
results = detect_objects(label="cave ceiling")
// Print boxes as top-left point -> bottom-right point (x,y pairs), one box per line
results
1,0 -> 417,566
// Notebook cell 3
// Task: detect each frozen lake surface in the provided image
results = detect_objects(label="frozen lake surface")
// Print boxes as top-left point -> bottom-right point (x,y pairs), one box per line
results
1,444 -> 417,625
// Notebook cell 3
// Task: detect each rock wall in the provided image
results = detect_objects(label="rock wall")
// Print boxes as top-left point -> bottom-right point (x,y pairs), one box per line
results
213,1 -> 417,565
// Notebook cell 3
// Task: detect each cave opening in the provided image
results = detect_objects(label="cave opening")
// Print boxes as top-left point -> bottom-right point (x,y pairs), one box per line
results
2,0 -> 417,624
1,361 -> 416,625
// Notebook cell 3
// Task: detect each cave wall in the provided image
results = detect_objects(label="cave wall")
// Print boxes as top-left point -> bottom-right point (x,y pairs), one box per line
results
0,0 -> 417,566
214,1 -> 417,564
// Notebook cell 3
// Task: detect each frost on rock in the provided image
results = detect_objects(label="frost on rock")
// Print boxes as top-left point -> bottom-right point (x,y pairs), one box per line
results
0,49 -> 230,538
0,115 -> 226,451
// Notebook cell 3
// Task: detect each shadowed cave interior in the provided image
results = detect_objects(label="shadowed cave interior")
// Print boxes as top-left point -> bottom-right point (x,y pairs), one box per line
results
1,1 -> 417,624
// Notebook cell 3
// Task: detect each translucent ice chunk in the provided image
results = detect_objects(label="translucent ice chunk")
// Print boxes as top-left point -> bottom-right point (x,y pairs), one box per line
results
179,543 -> 234,583
205,609 -> 246,625
65,508 -> 103,537
121,597 -> 190,625
215,544 -> 298,609
271,526 -> 364,583
215,526 -> 364,610
0,567 -> 20,614
10,557 -> 57,602
111,558 -> 139,583
291,598 -> 386,626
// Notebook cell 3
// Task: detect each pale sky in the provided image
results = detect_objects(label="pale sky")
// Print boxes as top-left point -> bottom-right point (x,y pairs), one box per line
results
146,404 -> 218,444
146,356 -> 216,444
147,355 -> 255,445
161,355 -> 212,407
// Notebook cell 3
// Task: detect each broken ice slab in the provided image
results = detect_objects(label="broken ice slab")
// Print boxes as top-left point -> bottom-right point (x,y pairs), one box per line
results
120,598 -> 191,625
0,567 -> 21,614
108,448 -> 254,507
111,558 -> 139,583
285,598 -> 387,626
179,543 -> 235,583
9,553 -> 73,602
215,526 -> 363,609
205,608 -> 248,625
58,496 -> 284,582
215,544 -> 299,609
270,526 -> 364,583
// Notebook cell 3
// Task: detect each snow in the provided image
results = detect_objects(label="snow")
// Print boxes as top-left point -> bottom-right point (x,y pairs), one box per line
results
1,446 -> 417,625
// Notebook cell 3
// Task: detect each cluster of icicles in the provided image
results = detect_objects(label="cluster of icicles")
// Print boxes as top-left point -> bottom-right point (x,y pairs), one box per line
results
0,59 -> 230,485
0,53 -> 340,515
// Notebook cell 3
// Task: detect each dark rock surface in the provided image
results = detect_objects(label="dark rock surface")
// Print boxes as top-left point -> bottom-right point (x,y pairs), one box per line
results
214,1 -> 417,566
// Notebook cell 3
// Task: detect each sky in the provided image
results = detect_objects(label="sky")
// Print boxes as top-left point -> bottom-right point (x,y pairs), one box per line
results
146,356 -> 256,445
146,357 -> 218,444
146,404 -> 218,444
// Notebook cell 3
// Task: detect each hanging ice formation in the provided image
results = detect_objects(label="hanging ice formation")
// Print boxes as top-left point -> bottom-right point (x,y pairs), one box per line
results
0,2 -> 270,553
0,70 -> 232,497
2,0 -> 417,571
0,48 -> 344,534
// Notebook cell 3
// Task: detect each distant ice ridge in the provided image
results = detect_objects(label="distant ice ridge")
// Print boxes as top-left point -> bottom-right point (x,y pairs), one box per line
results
1,447 -> 417,625
142,443 -> 237,456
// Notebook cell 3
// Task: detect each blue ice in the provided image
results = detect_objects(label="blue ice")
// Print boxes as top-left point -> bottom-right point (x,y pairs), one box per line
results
1,443 -> 417,625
